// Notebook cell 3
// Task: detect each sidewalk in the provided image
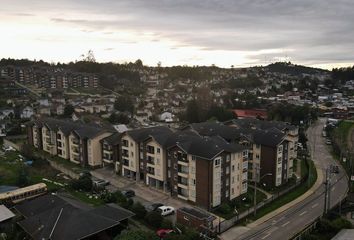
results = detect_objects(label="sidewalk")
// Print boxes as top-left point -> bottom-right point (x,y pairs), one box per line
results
248,167 -> 323,227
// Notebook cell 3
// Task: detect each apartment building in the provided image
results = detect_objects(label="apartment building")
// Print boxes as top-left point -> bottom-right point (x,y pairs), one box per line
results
166,133 -> 248,210
0,65 -> 98,89
119,126 -> 173,183
226,119 -> 298,187
100,133 -> 121,169
185,120 -> 298,188
27,118 -> 114,167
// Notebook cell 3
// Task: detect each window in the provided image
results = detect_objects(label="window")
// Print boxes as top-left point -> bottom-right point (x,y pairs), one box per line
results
226,166 -> 230,174
232,177 -> 235,184
131,151 -> 134,157
226,190 -> 229,198
130,142 -> 133,147
277,167 -> 281,173
174,163 -> 177,170
232,165 -> 235,172
256,154 -> 260,159
232,188 -> 234,194
215,158 -> 221,167
192,156 -> 196,161
157,148 -> 160,153
226,155 -> 230,162
226,178 -> 229,186
278,157 -> 282,164
256,144 -> 260,148
168,170 -> 171,178
278,145 -> 283,152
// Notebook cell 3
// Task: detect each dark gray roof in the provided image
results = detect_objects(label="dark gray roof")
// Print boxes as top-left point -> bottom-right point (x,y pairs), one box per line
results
30,118 -> 114,138
101,132 -> 121,145
228,119 -> 297,132
253,129 -> 286,147
168,132 -> 246,160
126,126 -> 173,143
16,195 -> 134,240
186,122 -> 243,142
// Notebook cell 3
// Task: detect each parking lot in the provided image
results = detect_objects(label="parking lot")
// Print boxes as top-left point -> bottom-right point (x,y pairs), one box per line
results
91,167 -> 195,223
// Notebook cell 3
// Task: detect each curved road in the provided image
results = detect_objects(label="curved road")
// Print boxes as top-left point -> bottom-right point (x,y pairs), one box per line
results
222,118 -> 348,240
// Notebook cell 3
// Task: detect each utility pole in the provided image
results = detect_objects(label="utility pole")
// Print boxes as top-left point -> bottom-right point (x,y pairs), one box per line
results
324,167 -> 329,215
254,167 -> 258,217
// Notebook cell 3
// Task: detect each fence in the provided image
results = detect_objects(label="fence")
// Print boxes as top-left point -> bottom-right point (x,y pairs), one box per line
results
218,174 -> 307,233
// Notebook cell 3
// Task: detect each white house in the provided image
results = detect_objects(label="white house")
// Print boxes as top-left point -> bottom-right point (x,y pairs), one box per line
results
20,106 -> 34,119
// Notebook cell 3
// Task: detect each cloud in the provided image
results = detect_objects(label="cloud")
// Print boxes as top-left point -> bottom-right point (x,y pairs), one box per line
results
1,0 -> 354,67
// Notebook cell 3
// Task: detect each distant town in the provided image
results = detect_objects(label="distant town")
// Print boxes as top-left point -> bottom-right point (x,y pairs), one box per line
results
0,57 -> 354,240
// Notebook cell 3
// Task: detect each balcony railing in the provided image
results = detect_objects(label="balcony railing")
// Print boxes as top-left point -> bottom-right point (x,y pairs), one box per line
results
123,159 -> 129,167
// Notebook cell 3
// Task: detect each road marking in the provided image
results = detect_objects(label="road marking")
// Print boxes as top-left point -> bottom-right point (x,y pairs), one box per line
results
278,216 -> 285,221
261,233 -> 271,239
311,203 -> 319,209
281,221 -> 290,227
299,211 -> 307,216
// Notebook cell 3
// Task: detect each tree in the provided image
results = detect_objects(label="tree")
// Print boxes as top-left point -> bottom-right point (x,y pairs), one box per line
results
145,211 -> 163,229
81,50 -> 96,62
108,113 -> 130,124
114,96 -> 134,114
115,230 -> 159,240
63,104 -> 75,117
131,202 -> 147,219
70,175 -> 93,192
185,99 -> 201,123
17,167 -> 30,187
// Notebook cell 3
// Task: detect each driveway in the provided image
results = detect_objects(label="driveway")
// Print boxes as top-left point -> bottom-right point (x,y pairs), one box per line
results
91,167 -> 196,223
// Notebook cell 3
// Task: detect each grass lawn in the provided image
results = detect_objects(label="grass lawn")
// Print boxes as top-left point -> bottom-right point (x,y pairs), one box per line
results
214,188 -> 268,220
67,189 -> 104,206
244,159 -> 317,222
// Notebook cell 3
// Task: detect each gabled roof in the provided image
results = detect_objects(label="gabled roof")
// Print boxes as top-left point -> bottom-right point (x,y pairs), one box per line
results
29,118 -> 114,138
125,126 -> 173,143
253,129 -> 286,147
167,132 -> 246,160
101,132 -> 121,145
185,122 -> 243,142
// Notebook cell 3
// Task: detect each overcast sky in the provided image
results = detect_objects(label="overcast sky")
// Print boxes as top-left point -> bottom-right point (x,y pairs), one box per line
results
1,0 -> 354,69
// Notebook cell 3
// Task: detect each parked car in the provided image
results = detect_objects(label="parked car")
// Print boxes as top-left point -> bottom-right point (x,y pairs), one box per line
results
157,206 -> 175,216
156,229 -> 175,238
121,190 -> 135,198
146,203 -> 164,212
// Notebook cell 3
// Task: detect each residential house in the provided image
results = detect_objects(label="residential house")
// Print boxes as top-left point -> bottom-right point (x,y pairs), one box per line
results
20,106 -> 34,119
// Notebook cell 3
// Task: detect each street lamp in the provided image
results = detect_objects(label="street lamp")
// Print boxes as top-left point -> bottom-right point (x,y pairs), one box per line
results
254,169 -> 272,217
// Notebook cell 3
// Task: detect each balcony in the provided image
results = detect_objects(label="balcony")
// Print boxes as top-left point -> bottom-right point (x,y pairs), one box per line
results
147,156 -> 154,165
122,140 -> 129,147
122,150 -> 129,158
71,139 -> 79,145
146,146 -> 155,154
147,167 -> 155,175
123,159 -> 129,167
178,176 -> 188,186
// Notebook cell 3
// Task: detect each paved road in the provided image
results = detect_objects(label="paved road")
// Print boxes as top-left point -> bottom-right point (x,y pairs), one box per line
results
221,118 -> 348,240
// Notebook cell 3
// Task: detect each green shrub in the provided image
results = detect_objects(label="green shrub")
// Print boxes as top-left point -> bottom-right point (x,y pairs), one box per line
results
131,202 -> 147,219
218,203 -> 232,214
145,211 -> 163,229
